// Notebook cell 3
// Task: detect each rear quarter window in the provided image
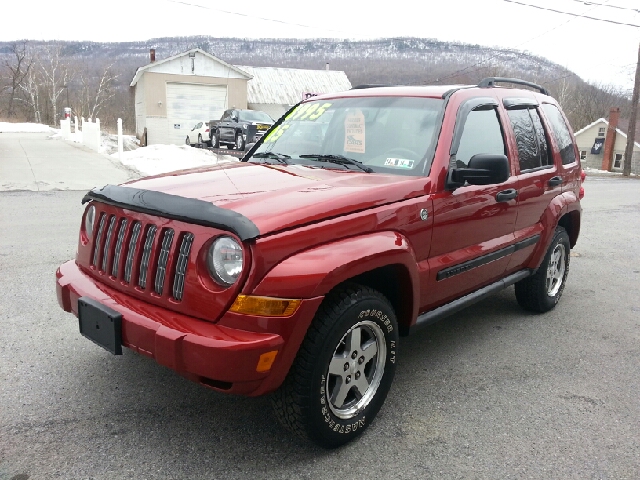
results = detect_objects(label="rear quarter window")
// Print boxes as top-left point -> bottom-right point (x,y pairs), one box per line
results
541,104 -> 576,165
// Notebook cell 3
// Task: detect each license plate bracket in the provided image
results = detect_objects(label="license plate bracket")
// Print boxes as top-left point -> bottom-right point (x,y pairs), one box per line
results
78,297 -> 123,355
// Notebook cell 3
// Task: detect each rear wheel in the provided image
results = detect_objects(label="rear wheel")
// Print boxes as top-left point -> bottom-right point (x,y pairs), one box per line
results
515,226 -> 570,312
271,284 -> 398,448
198,133 -> 203,144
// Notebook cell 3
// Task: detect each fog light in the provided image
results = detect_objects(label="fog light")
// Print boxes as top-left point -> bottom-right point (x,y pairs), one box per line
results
230,295 -> 301,317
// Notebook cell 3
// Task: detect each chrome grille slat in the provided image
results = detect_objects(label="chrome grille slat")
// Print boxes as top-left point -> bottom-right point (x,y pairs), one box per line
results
172,233 -> 194,301
101,216 -> 116,272
124,222 -> 141,283
111,218 -> 128,278
138,225 -> 157,289
92,213 -> 107,267
154,229 -> 175,295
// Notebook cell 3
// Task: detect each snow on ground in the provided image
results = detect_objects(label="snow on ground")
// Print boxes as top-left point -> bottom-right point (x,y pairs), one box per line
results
583,167 -> 638,177
112,144 -> 238,177
0,122 -> 55,133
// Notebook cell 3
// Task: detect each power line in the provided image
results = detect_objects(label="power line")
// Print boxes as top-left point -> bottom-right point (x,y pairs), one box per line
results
503,0 -> 640,27
562,0 -> 640,13
165,0 -> 349,35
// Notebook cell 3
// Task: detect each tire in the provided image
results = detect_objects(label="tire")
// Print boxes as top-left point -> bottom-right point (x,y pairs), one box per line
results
515,226 -> 570,313
185,136 -> 191,145
235,133 -> 245,151
211,132 -> 219,149
198,133 -> 203,144
271,283 -> 398,448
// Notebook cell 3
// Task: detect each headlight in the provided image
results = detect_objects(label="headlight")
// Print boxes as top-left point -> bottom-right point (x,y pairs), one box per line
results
206,236 -> 243,285
85,205 -> 96,239
242,124 -> 248,129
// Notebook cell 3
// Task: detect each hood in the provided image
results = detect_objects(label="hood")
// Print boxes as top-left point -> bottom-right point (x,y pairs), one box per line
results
122,162 -> 429,237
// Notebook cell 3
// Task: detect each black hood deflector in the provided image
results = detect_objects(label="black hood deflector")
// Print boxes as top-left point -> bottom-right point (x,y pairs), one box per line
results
82,185 -> 260,241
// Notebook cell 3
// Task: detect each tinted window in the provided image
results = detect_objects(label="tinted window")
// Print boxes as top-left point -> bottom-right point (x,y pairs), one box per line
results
507,108 -> 552,171
239,110 -> 273,123
541,104 -> 576,165
455,109 -> 505,167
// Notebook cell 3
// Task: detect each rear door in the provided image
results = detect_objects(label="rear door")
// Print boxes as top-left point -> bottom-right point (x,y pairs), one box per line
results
503,99 -> 562,272
425,97 -> 519,309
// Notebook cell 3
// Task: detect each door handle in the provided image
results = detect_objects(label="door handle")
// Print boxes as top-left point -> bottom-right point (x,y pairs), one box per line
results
548,176 -> 563,187
496,189 -> 518,202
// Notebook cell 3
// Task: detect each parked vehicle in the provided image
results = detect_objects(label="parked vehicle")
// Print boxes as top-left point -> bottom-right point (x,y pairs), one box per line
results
185,121 -> 211,146
56,78 -> 583,448
210,109 -> 274,150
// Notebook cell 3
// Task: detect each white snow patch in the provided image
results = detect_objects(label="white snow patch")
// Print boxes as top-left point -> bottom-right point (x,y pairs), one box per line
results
583,167 -> 637,177
0,122 -> 55,133
112,144 -> 238,177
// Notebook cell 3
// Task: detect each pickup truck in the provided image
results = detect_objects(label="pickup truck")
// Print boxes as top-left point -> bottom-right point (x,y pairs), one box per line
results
56,78 -> 583,448
209,109 -> 274,150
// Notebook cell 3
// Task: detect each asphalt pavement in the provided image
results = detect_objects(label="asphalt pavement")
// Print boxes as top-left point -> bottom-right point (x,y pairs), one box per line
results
0,132 -> 136,191
0,134 -> 639,479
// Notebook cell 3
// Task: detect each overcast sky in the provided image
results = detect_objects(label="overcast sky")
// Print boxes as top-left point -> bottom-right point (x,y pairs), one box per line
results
6,0 -> 639,91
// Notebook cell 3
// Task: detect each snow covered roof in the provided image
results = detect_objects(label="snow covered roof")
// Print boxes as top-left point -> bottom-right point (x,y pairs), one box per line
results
130,48 -> 251,87
574,117 -> 640,149
235,65 -> 352,105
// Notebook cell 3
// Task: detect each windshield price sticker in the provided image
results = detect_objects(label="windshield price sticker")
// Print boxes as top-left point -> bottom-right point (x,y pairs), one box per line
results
384,158 -> 415,169
344,110 -> 365,154
263,124 -> 290,143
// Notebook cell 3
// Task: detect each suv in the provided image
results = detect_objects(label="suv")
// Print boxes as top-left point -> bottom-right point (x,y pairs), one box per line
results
56,77 -> 583,448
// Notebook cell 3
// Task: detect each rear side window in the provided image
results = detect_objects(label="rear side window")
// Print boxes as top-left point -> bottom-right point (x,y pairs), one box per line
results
541,104 -> 576,165
455,109 -> 506,167
507,108 -> 552,171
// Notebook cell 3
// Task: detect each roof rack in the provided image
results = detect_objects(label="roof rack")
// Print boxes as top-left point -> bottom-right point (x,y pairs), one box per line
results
477,77 -> 548,96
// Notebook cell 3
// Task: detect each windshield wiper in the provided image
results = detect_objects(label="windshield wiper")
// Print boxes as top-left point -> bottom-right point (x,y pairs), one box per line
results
299,154 -> 373,173
251,152 -> 291,165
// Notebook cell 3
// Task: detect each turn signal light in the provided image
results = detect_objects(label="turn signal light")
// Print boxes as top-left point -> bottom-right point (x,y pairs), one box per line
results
256,351 -> 278,372
229,295 -> 301,317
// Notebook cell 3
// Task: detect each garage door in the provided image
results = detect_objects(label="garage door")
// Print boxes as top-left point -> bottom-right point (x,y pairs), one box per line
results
166,83 -> 227,145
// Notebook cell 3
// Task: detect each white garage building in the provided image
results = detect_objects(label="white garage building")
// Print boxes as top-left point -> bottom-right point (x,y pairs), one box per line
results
131,49 -> 352,145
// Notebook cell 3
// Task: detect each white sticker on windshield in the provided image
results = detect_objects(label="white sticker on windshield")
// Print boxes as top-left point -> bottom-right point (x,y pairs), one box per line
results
384,158 -> 415,169
344,110 -> 365,154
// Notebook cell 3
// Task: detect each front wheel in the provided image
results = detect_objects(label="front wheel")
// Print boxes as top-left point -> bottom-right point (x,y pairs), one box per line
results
185,135 -> 191,145
271,284 -> 398,448
515,226 -> 570,312
211,132 -> 219,148
235,133 -> 245,151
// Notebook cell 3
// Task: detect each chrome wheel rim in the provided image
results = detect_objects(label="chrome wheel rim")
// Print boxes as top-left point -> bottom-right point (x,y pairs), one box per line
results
325,320 -> 386,420
546,243 -> 566,296
198,134 -> 202,143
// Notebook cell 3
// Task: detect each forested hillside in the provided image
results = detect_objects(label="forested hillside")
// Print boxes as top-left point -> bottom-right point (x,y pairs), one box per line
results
0,36 -> 632,133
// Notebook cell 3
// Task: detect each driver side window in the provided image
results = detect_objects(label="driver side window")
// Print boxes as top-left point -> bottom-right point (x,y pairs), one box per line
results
455,109 -> 506,167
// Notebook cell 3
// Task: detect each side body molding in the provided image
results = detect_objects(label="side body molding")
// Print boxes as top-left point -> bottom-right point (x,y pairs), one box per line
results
253,231 -> 421,321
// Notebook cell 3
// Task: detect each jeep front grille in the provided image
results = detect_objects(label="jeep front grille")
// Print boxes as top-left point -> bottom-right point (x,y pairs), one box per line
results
89,212 -> 194,302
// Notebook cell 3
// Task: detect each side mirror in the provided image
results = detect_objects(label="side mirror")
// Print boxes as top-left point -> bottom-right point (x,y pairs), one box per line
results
447,154 -> 510,189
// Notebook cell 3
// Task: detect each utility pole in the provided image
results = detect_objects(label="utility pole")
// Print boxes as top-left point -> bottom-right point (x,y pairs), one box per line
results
623,42 -> 640,177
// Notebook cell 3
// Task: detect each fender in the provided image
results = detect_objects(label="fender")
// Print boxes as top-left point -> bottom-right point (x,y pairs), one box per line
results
252,231 -> 421,321
526,191 -> 581,270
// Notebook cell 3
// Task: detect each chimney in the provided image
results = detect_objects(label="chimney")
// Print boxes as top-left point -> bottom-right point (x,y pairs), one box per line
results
325,62 -> 329,71
150,49 -> 156,63
601,107 -> 620,171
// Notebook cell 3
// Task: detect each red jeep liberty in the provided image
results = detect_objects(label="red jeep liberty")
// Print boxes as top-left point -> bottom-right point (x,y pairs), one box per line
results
56,77 -> 583,448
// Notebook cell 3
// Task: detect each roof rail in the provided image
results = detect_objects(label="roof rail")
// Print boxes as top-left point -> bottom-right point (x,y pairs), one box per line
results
350,84 -> 396,90
478,77 -> 548,96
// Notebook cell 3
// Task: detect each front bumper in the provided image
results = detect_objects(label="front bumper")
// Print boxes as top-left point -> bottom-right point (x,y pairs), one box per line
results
56,260 -> 323,396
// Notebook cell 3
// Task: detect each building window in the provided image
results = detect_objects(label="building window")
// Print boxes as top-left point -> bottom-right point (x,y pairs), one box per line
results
580,150 -> 587,161
598,127 -> 605,137
614,153 -> 623,168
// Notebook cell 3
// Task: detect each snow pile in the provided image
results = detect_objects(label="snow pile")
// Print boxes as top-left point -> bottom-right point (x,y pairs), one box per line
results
583,167 -> 637,177
0,122 -> 55,133
100,132 -> 139,155
112,144 -> 238,177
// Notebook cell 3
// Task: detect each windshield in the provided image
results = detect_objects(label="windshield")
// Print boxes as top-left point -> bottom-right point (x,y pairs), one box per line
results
250,96 -> 444,176
239,110 -> 273,123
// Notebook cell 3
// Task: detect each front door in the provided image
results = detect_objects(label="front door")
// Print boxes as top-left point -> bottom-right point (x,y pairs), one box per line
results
424,104 -> 519,310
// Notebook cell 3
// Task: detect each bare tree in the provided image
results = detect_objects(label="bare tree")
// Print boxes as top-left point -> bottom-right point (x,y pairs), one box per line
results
17,58 -> 42,123
3,42 -> 32,118
39,45 -> 70,124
